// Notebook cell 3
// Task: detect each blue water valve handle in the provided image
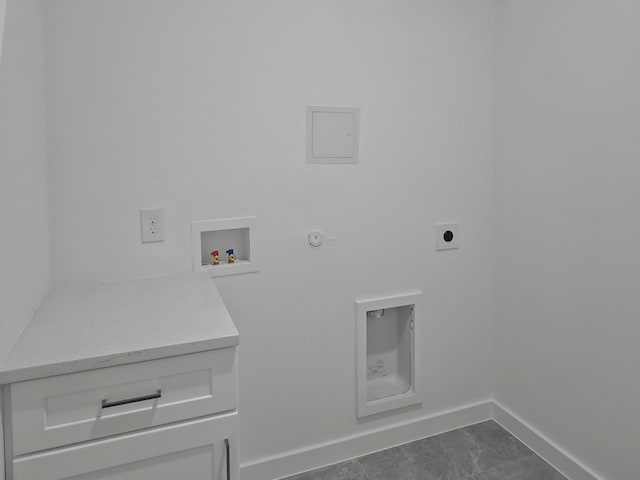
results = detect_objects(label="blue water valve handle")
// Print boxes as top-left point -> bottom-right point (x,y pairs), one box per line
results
226,249 -> 234,255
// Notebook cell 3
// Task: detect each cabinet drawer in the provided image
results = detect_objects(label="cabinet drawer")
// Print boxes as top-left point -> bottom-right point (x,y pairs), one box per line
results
12,412 -> 239,480
9,348 -> 237,455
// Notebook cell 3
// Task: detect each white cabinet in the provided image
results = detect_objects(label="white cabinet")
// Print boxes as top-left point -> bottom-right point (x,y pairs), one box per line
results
13,414 -> 238,480
3,349 -> 239,480
8,349 -> 236,455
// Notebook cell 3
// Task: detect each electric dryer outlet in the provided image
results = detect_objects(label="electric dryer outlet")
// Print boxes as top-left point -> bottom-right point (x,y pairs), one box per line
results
436,222 -> 459,250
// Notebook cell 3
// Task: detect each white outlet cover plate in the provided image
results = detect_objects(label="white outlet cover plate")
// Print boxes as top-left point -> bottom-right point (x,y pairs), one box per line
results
141,208 -> 164,243
436,222 -> 459,250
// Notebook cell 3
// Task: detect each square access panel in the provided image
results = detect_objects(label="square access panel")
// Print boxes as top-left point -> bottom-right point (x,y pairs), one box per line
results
306,106 -> 359,164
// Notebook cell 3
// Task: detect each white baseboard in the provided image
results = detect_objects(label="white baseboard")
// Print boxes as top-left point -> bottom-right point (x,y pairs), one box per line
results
240,400 -> 493,480
492,402 -> 603,480
241,400 -> 605,480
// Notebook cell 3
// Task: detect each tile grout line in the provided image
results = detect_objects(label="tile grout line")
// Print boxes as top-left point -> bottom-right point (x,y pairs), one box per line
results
356,459 -> 372,480
476,453 -> 568,480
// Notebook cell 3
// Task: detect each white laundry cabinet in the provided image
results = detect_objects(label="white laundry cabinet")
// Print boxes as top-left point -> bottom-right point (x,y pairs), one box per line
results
0,274 -> 240,480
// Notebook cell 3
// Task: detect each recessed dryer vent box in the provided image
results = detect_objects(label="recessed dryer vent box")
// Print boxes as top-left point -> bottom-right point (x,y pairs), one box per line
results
191,217 -> 258,277
356,292 -> 422,418
306,106 -> 359,164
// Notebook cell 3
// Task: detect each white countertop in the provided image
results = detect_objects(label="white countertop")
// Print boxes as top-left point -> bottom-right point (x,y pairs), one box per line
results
0,273 -> 239,384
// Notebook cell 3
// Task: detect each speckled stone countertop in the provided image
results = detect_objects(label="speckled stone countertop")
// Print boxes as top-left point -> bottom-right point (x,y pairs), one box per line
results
0,273 -> 239,385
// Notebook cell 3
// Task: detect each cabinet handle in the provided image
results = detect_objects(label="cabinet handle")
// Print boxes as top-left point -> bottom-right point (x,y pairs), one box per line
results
225,438 -> 231,480
101,389 -> 162,409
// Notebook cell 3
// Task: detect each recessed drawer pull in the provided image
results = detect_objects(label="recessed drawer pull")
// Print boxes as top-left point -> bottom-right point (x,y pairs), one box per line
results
101,390 -> 162,409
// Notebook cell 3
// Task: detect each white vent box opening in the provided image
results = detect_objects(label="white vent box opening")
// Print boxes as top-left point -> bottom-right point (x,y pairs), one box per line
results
191,217 -> 258,277
356,292 -> 422,418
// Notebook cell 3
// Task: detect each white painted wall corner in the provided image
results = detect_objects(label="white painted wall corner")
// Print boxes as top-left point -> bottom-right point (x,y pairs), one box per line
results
0,0 -> 6,65
492,402 -> 602,480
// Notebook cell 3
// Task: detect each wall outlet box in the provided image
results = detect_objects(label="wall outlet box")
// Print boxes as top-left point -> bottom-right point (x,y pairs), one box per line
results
191,216 -> 258,277
436,222 -> 459,250
356,292 -> 423,418
140,208 -> 164,243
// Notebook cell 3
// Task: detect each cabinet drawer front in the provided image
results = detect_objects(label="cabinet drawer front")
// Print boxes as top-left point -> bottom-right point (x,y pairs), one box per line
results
12,413 -> 239,480
10,348 -> 237,455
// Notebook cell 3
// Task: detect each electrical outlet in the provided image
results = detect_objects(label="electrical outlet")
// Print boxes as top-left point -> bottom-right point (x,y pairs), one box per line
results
436,222 -> 459,251
140,208 -> 164,243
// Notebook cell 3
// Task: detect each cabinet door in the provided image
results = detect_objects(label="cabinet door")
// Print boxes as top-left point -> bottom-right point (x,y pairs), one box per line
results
12,414 -> 238,480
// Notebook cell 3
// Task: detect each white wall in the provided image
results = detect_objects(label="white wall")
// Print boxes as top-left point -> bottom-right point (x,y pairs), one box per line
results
45,0 -> 497,466
0,0 -> 49,364
0,0 -> 6,65
495,2 -> 640,479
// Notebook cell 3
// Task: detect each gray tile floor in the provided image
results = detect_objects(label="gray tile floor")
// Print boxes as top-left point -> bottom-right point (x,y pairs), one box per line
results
282,420 -> 567,480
